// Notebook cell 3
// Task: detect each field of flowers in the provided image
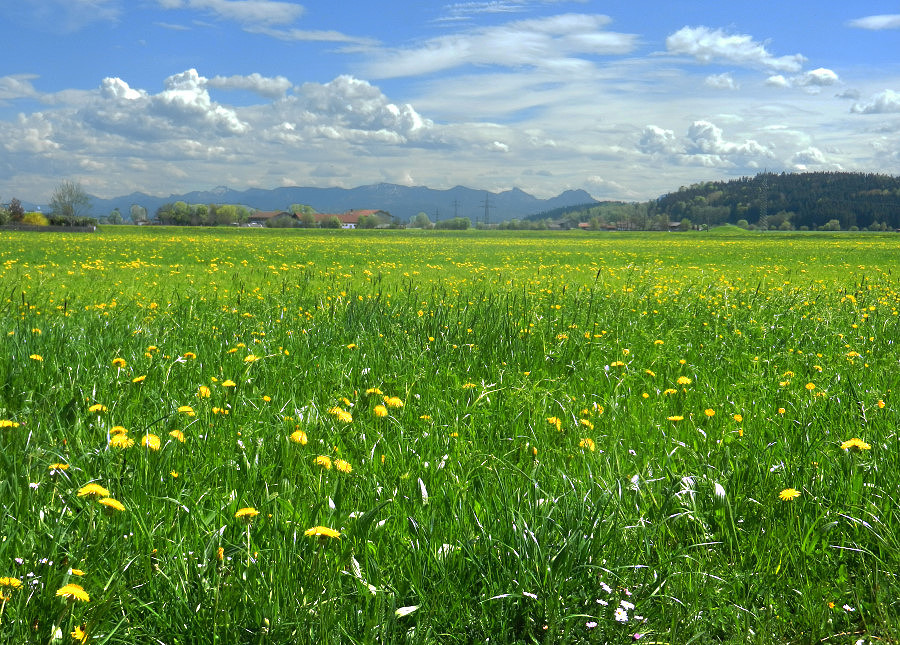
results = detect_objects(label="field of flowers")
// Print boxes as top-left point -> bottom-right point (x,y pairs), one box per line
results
1,226 -> 899,643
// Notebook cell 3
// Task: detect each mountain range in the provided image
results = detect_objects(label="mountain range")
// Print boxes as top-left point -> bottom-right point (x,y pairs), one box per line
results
57,183 -> 597,223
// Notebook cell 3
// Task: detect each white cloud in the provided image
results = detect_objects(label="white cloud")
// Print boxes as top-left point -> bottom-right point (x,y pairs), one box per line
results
666,26 -> 805,72
766,75 -> 790,88
2,0 -> 120,33
157,0 -> 304,26
791,146 -> 827,168
851,89 -> 900,114
362,13 -> 637,78
685,120 -> 770,159
847,14 -> 900,30
488,140 -> 510,152
208,73 -> 293,98
0,75 -> 42,102
638,125 -> 683,155
795,67 -> 839,87
245,26 -> 376,44
705,73 -> 739,90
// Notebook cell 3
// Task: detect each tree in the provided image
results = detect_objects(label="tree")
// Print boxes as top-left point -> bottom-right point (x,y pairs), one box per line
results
49,180 -> 92,221
8,198 -> 25,222
108,208 -> 123,225
299,212 -> 316,228
290,204 -> 317,216
410,212 -> 432,229
320,215 -> 342,229
130,204 -> 148,224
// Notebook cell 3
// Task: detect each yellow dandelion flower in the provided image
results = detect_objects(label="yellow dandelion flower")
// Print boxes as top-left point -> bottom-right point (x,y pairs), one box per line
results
168,429 -> 185,443
365,387 -> 383,395
77,483 -> 110,498
212,407 -> 230,415
69,569 -> 85,577
244,354 -> 260,362
56,583 -> 90,602
141,434 -> 161,451
805,382 -> 816,391
262,395 -> 271,402
777,407 -> 786,415
71,625 -> 88,644
334,459 -> 352,474
609,360 -> 625,367
304,526 -> 340,539
461,382 -> 477,389
579,437 -> 596,452
667,415 -> 684,422
178,405 -> 195,416
111,357 -> 127,368
0,577 -> 23,590
877,399 -> 885,409
222,379 -> 237,388
374,404 -> 388,418
579,419 -> 594,430
0,419 -> 20,428
289,429 -> 308,445
840,437 -> 871,452
663,388 -> 677,395
235,507 -> 259,520
29,354 -> 43,362
733,414 -> 743,422
676,376 -> 692,385
779,488 -> 801,501
704,408 -> 715,418
346,343 -> 357,350
384,396 -> 404,409
183,352 -> 196,360
653,340 -> 664,345
110,425 -> 128,435
109,434 -> 134,449
315,455 -> 332,470
132,375 -> 146,384
645,369 -> 656,377
88,404 -> 107,413
98,497 -> 125,512
197,385 -> 211,398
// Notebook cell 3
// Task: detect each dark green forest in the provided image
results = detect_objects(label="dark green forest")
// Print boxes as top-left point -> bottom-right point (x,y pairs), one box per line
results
532,172 -> 900,231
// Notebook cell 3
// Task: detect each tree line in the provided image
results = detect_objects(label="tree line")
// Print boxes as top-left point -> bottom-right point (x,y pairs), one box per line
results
533,172 -> 900,231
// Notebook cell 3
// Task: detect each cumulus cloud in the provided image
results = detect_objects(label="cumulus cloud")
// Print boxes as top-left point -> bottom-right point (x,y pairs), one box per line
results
288,75 -> 432,142
705,73 -> 739,90
362,13 -> 638,78
847,14 -> 900,30
638,125 -> 683,155
795,67 -> 839,87
488,140 -> 510,152
791,146 -> 827,168
666,26 -> 805,72
685,120 -> 769,158
766,74 -> 790,88
851,89 -> 900,114
208,73 -> 293,98
157,0 -> 304,26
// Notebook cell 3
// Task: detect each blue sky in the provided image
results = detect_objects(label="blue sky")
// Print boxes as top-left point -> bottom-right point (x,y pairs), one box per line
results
2,0 -> 900,204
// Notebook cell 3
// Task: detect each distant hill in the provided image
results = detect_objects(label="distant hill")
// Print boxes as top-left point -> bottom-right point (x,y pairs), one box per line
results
82,183 -> 597,223
541,172 -> 900,231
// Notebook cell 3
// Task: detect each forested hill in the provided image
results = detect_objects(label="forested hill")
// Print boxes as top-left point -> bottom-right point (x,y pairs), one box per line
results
533,172 -> 900,231
657,172 -> 900,230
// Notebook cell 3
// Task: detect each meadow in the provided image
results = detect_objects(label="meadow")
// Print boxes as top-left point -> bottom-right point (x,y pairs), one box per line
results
1,226 -> 899,644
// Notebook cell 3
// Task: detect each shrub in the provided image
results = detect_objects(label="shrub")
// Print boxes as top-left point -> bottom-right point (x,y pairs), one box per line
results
22,211 -> 49,226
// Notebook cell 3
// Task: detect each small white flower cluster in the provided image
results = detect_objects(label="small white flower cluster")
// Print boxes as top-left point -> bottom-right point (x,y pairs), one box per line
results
588,581 -> 646,629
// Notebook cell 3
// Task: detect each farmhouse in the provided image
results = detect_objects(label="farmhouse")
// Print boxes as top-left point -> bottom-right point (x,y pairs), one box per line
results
248,210 -> 293,226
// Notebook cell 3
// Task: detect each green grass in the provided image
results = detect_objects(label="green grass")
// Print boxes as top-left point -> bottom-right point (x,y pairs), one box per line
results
1,227 -> 899,643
